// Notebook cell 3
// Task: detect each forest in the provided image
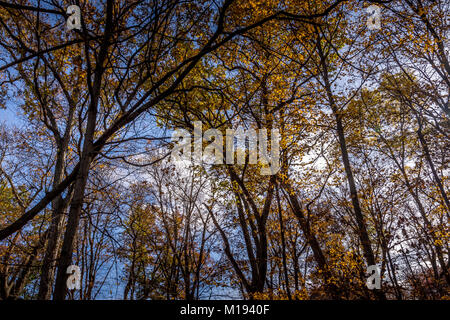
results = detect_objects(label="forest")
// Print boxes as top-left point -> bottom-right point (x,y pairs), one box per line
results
0,0 -> 448,300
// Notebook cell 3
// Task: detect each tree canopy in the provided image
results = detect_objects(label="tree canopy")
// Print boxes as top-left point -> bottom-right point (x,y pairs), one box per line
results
0,0 -> 448,300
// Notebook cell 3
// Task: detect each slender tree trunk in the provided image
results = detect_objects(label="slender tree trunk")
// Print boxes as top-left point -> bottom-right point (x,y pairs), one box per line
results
315,32 -> 385,300
276,184 -> 291,300
385,141 -> 450,286
53,142 -> 94,299
52,1 -> 114,299
417,121 -> 450,217
38,57 -> 78,299
282,182 -> 340,299
38,148 -> 68,299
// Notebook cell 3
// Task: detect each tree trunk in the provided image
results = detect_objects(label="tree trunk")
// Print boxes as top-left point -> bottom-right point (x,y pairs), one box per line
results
315,32 -> 385,300
38,148 -> 69,299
